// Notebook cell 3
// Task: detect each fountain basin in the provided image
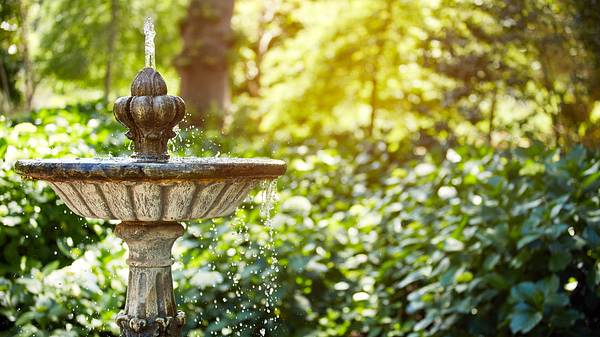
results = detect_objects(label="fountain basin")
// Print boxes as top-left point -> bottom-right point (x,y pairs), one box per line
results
15,157 -> 286,221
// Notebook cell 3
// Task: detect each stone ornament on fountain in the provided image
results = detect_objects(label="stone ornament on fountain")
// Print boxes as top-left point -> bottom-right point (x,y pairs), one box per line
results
113,68 -> 185,162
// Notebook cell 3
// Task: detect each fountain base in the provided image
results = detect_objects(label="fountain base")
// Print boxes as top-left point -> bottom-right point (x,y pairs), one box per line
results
115,222 -> 186,337
116,311 -> 185,337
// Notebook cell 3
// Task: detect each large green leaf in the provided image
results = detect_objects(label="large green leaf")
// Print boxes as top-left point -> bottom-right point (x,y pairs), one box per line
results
510,305 -> 543,334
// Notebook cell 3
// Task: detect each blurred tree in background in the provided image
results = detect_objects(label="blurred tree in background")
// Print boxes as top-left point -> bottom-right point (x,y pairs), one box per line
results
422,0 -> 598,146
0,0 -> 25,112
37,0 -> 185,105
176,0 -> 234,128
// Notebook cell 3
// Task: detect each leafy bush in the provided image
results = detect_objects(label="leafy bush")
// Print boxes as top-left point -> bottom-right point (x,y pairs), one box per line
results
346,145 -> 600,336
0,102 -> 124,335
1,106 -> 600,336
0,102 -> 121,277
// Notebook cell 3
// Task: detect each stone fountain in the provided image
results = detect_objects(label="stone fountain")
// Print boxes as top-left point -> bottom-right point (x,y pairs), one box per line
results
14,18 -> 285,337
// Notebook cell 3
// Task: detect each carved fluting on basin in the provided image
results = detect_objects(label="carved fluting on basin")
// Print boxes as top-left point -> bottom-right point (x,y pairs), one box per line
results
47,179 -> 258,221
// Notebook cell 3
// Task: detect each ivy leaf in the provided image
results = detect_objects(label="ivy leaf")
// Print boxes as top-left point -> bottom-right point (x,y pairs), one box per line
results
582,170 -> 600,190
398,266 -> 432,288
0,138 -> 7,158
483,254 -> 500,270
545,223 -> 568,240
550,195 -> 569,218
443,237 -> 465,252
549,252 -> 572,272
15,311 -> 36,326
517,233 -> 541,249
583,227 -> 600,248
511,282 -> 540,304
484,273 -> 509,290
512,198 -> 543,217
510,305 -> 543,334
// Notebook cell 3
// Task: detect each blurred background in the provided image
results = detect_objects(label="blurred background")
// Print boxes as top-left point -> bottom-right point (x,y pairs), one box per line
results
1,0 -> 600,336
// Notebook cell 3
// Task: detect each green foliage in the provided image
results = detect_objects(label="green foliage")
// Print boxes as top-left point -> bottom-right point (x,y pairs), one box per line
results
250,0 -> 431,140
571,0 -> 600,101
0,102 -> 120,278
2,106 -> 600,336
372,144 -> 600,336
4,0 -> 599,143
256,141 -> 600,336
423,0 -> 598,145
226,0 -> 600,145
2,0 -> 600,336
37,0 -> 185,96
0,0 -> 24,107
0,237 -> 126,336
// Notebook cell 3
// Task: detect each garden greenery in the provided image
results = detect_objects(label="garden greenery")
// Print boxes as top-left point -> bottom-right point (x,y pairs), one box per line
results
3,0 -> 600,336
1,105 -> 599,336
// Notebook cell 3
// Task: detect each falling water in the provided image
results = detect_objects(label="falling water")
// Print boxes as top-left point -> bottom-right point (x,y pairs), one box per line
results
259,180 -> 277,218
258,179 -> 281,327
144,16 -> 155,69
202,179 -> 281,336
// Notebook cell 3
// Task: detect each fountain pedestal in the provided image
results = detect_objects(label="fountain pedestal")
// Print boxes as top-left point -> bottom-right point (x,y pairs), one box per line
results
115,222 -> 186,337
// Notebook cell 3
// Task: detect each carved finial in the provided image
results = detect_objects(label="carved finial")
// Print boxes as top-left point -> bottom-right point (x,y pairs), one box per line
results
113,68 -> 185,162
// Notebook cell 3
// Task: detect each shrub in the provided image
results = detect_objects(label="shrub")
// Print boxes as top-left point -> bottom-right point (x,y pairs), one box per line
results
1,105 -> 599,336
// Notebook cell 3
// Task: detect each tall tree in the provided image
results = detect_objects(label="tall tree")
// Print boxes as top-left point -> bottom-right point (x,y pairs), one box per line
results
38,0 -> 182,103
176,0 -> 234,128
18,0 -> 35,112
226,0 -> 303,135
103,0 -> 118,105
423,0 -> 596,146
256,0 -> 426,140
570,0 -> 600,101
0,0 -> 23,112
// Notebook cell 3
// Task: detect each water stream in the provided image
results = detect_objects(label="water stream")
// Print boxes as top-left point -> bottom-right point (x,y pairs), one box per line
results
143,16 -> 155,69
259,179 -> 280,319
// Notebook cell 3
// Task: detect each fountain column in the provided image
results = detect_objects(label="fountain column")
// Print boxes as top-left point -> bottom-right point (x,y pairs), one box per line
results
112,63 -> 187,337
115,222 -> 186,337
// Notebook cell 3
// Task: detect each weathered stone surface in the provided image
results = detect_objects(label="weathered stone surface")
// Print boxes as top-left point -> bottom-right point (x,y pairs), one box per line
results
15,157 -> 286,182
115,222 -> 185,337
44,178 -> 259,221
14,157 -> 285,221
116,312 -> 185,337
113,68 -> 184,162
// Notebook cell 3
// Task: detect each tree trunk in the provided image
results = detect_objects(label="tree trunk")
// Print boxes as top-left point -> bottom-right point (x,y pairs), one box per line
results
0,59 -> 11,113
104,0 -> 118,105
368,73 -> 378,137
367,0 -> 393,137
488,86 -> 498,145
19,0 -> 34,112
176,0 -> 234,128
247,1 -> 278,98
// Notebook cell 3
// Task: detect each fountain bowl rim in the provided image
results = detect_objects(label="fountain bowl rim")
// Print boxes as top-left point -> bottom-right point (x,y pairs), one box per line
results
15,157 -> 286,182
